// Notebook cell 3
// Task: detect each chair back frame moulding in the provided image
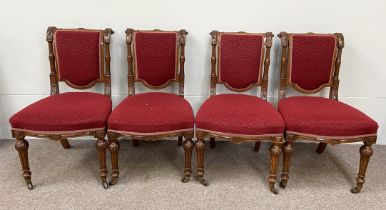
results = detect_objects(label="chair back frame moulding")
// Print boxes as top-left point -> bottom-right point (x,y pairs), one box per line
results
125,28 -> 188,97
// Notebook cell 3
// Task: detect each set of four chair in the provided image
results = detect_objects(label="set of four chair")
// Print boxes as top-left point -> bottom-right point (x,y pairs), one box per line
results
9,27 -> 378,194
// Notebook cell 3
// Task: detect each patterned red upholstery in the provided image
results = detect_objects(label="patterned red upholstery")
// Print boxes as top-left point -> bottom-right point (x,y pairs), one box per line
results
10,92 -> 112,132
218,33 -> 264,90
134,31 -> 178,87
54,30 -> 102,86
196,94 -> 284,136
278,96 -> 378,138
108,92 -> 194,134
288,34 -> 336,91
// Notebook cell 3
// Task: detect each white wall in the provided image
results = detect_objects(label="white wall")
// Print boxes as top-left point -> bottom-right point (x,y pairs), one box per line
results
0,0 -> 385,143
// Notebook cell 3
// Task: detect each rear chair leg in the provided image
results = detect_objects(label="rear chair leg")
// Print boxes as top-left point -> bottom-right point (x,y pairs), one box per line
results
132,139 -> 139,147
108,137 -> 120,186
196,137 -> 208,186
96,138 -> 108,189
316,142 -> 327,153
351,139 -> 375,193
177,136 -> 183,146
254,141 -> 261,152
268,137 -> 283,194
181,137 -> 194,183
15,137 -> 33,190
210,137 -> 215,148
60,138 -> 71,149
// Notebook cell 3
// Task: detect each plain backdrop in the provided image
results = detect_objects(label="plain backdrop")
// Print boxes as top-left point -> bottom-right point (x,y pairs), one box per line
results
0,0 -> 385,143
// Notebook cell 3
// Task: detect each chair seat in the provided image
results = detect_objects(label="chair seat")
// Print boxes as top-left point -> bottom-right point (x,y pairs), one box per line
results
196,94 -> 285,136
278,96 -> 378,138
108,92 -> 194,134
10,92 -> 112,132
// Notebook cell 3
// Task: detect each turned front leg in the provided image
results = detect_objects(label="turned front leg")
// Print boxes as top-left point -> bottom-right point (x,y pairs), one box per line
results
96,138 -> 108,189
351,139 -> 375,193
108,137 -> 120,186
181,137 -> 194,183
196,137 -> 208,186
280,135 -> 295,189
268,137 -> 283,194
15,137 -> 33,190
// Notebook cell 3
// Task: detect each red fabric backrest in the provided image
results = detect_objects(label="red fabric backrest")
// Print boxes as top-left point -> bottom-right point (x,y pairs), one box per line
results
288,34 -> 337,91
54,29 -> 102,87
218,33 -> 264,90
133,31 -> 178,87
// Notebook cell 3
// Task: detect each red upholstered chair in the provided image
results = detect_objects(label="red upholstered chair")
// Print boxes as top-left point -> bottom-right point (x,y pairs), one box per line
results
107,29 -> 194,186
9,27 -> 114,189
195,31 -> 285,194
277,32 -> 378,193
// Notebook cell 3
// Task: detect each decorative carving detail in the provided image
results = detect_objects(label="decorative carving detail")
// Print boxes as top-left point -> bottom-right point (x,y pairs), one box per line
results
210,30 -> 219,96
278,32 -> 288,100
261,32 -> 273,100
329,33 -> 344,100
178,29 -> 187,97
126,28 -> 136,95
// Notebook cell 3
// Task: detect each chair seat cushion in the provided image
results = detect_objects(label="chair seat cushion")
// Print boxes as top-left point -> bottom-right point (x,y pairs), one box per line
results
278,96 -> 378,138
196,94 -> 285,136
10,92 -> 112,132
108,92 -> 194,134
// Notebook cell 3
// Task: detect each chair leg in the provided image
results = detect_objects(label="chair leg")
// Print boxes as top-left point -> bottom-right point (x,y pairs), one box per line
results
254,141 -> 261,152
60,138 -> 71,149
132,139 -> 139,147
210,137 -> 215,148
177,136 -> 183,146
268,137 -> 282,194
196,137 -> 208,186
15,137 -> 33,190
96,138 -> 108,189
108,137 -> 120,186
316,142 -> 327,153
280,136 -> 295,189
181,137 -> 194,183
351,140 -> 375,193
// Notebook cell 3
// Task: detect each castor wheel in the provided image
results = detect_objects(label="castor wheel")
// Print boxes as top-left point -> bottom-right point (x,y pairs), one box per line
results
270,187 -> 279,194
351,186 -> 362,194
27,183 -> 33,190
199,178 -> 209,186
181,176 -> 190,183
102,181 -> 109,189
279,181 -> 287,189
109,179 -> 118,186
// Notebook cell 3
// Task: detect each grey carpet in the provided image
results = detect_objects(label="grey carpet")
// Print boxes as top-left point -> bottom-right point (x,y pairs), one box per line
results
0,139 -> 385,210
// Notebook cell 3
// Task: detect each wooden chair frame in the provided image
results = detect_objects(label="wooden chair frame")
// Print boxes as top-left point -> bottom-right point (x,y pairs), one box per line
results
11,26 -> 114,190
278,32 -> 377,193
107,29 -> 193,186
195,31 -> 284,194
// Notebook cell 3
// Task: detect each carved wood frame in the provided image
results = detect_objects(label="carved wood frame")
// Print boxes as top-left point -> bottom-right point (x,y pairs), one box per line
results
210,31 -> 273,100
11,26 -> 114,190
195,31 -> 283,194
278,32 -> 378,193
125,29 -> 188,96
106,29 -> 192,186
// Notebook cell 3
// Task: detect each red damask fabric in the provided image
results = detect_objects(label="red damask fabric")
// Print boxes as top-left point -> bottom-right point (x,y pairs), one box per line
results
289,34 -> 336,91
278,96 -> 378,137
219,33 -> 264,90
10,92 -> 112,132
134,32 -> 178,87
54,30 -> 102,86
196,94 -> 285,136
108,92 -> 194,133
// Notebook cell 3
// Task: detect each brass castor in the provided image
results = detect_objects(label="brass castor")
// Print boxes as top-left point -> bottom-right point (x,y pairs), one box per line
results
351,186 -> 362,194
270,187 -> 279,194
199,178 -> 209,186
279,181 -> 287,189
102,181 -> 109,189
109,179 -> 118,186
27,182 -> 33,190
181,176 -> 190,183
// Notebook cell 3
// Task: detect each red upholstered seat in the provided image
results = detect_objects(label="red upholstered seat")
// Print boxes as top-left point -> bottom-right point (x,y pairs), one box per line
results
10,92 -> 112,132
278,96 -> 378,138
108,92 -> 194,134
196,94 -> 285,136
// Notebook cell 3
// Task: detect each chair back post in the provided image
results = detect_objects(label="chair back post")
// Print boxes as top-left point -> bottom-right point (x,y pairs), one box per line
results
126,28 -> 135,96
260,32 -> 273,100
103,28 -> 114,97
210,30 -> 219,96
46,26 -> 59,95
329,33 -> 345,100
178,29 -> 188,97
278,32 -> 289,100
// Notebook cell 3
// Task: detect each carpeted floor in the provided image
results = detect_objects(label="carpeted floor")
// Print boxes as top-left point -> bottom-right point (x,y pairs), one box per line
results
0,139 -> 385,210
